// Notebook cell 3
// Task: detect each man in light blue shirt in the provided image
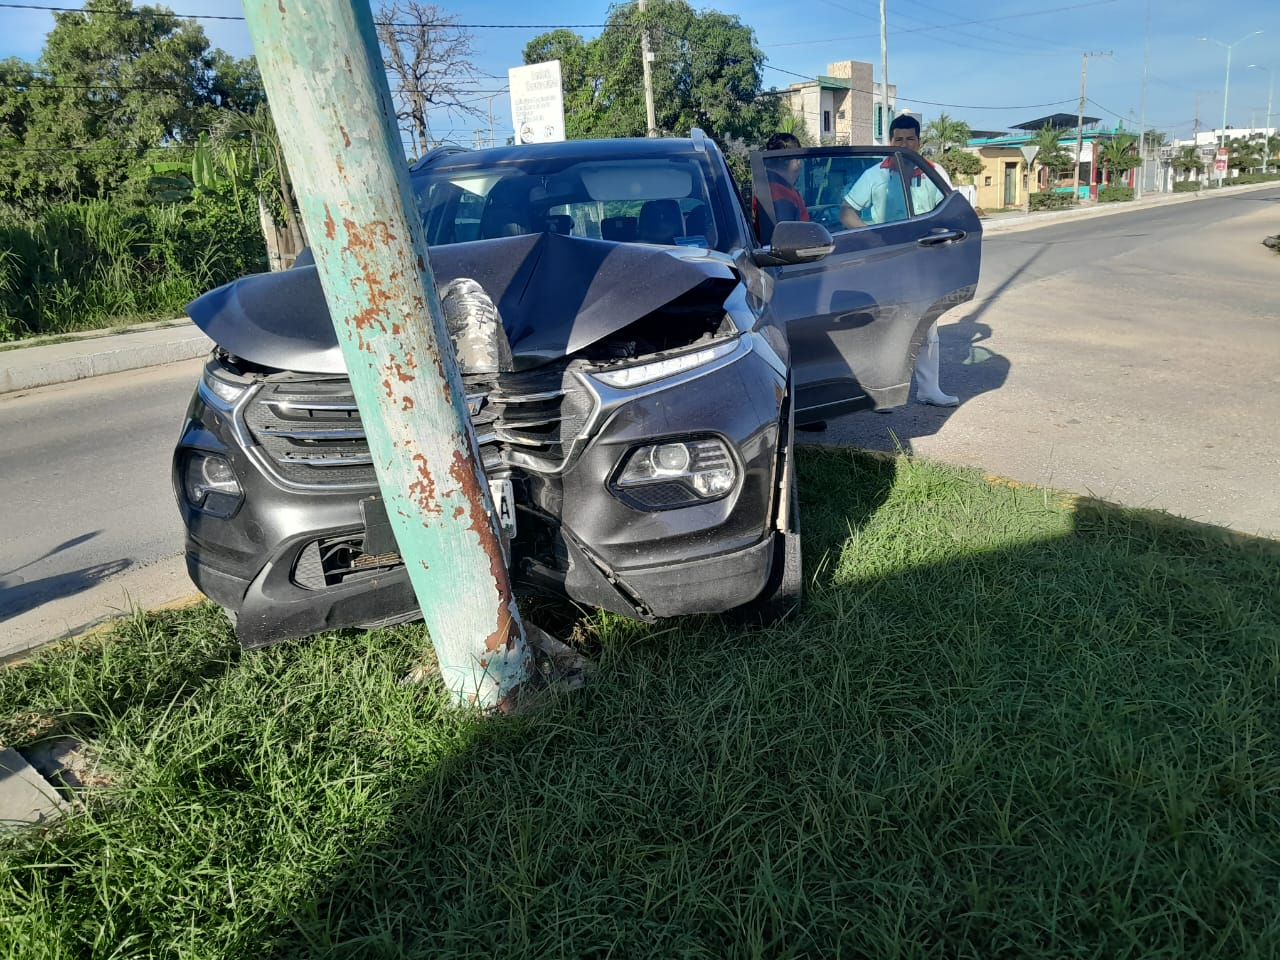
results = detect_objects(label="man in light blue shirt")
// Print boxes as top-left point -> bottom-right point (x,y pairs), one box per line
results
840,114 -> 959,407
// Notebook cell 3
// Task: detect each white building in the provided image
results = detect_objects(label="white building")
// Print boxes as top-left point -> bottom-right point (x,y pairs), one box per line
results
779,60 -> 896,146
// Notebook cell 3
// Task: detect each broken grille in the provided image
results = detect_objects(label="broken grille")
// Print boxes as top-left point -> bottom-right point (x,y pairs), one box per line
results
242,362 -> 595,487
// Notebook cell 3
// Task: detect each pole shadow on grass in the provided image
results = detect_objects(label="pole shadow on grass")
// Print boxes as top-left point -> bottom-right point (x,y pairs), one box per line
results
0,557 -> 132,621
239,451 -> 1280,959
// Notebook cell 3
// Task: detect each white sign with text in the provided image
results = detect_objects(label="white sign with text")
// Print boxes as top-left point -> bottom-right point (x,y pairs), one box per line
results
508,61 -> 565,145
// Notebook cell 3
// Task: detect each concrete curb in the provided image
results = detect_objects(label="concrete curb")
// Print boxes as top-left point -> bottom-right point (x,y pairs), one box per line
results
0,319 -> 211,395
980,179 -> 1278,235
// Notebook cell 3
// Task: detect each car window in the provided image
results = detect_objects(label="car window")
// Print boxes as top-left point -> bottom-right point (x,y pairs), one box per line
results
413,156 -> 722,250
755,152 -> 949,237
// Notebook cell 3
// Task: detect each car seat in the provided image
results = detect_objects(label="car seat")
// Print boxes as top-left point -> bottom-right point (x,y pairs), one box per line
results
479,202 -> 529,239
600,216 -> 638,241
637,199 -> 684,245
545,214 -> 573,235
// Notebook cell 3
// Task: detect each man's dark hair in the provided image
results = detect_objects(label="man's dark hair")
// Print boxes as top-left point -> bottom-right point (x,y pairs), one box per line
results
765,132 -> 802,151
888,114 -> 921,136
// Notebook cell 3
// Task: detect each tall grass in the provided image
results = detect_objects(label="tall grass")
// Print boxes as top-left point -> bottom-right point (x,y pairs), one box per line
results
0,196 -> 265,342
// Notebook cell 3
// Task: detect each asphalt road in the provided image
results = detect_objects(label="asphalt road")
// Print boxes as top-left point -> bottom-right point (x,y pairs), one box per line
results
2,187 -> 1277,658
0,360 -> 203,657
821,185 -> 1280,539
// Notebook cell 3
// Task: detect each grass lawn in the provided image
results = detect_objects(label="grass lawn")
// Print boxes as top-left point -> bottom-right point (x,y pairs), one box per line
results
2,449 -> 1278,959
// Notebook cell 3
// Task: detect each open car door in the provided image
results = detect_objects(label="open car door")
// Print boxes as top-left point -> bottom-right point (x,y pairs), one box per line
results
750,146 -> 981,422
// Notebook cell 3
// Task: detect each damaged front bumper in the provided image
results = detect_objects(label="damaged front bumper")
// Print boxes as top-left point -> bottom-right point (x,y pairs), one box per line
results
175,333 -> 787,647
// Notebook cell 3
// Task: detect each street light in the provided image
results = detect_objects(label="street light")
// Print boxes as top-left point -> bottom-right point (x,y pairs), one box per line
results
1200,30 -> 1263,186
1251,64 -> 1274,175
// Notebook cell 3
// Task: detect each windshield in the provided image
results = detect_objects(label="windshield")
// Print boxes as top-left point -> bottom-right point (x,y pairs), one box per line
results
411,153 -> 724,252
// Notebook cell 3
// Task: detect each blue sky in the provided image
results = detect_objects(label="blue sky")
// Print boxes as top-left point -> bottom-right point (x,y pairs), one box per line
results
5,0 -> 1279,144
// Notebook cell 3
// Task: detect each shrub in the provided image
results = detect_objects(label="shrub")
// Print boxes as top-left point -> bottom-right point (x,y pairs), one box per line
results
1029,192 -> 1077,212
1173,181 -> 1201,193
0,195 -> 263,342
1098,185 -> 1134,203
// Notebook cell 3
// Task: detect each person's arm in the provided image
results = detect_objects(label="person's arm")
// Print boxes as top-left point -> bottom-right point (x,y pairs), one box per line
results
839,168 -> 876,228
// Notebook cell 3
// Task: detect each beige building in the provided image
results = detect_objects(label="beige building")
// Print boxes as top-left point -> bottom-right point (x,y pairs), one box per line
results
780,60 -> 896,146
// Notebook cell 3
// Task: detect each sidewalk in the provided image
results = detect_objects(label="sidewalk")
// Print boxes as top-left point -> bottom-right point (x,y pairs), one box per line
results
1,179 -> 1276,398
0,318 -> 211,395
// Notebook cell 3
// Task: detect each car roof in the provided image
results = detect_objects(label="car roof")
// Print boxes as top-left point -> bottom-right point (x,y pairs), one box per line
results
410,137 -> 706,172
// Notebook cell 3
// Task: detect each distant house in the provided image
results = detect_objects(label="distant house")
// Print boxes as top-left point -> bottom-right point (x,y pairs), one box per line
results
778,60 -> 896,146
964,113 -> 1135,209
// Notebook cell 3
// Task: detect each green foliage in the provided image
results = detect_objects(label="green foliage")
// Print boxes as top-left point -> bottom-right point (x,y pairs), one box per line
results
1097,184 -> 1134,202
1226,136 -> 1265,174
922,112 -> 971,153
1172,179 -> 1202,193
0,0 -> 261,207
1029,191 -> 1077,211
0,192 -> 263,341
1171,145 -> 1203,180
523,0 -> 780,146
1027,126 -> 1073,190
1099,133 -> 1140,180
1216,172 -> 1280,186
937,149 -> 982,183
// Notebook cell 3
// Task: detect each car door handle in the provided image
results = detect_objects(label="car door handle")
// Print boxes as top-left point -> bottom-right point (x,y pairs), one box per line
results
917,229 -> 967,247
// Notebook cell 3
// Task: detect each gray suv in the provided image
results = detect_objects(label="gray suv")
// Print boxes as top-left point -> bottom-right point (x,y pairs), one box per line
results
174,131 -> 981,647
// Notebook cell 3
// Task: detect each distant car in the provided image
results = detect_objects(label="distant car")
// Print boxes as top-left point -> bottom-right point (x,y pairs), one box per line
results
173,132 -> 981,648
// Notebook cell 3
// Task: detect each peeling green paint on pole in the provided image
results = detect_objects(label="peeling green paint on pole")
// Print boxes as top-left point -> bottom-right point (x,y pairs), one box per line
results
240,0 -> 531,707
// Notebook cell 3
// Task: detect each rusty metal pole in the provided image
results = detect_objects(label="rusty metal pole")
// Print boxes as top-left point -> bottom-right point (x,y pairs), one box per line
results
240,0 -> 531,708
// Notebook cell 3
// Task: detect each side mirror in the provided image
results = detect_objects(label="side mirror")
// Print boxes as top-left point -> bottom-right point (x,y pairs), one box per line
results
757,220 -> 834,265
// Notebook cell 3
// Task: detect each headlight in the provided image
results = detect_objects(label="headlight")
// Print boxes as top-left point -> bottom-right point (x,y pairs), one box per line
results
199,362 -> 250,408
591,338 -> 738,389
612,437 -> 737,510
182,452 -> 244,518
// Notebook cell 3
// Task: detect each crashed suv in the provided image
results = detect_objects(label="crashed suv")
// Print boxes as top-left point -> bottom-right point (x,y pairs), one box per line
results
174,131 -> 981,648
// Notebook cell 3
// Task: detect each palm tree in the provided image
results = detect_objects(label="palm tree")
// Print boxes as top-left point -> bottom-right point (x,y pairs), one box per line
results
1027,125 -> 1072,191
1226,136 -> 1263,175
1099,133 -> 1139,185
774,107 -> 813,146
210,105 -> 306,264
1170,145 -> 1202,183
922,112 -> 972,153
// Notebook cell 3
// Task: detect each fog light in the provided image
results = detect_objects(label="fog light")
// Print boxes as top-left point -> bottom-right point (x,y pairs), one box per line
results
614,437 -> 737,508
182,452 -> 243,518
651,443 -> 690,474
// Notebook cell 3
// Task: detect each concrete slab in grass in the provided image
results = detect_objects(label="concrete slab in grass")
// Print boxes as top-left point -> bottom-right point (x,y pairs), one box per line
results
0,747 -> 70,836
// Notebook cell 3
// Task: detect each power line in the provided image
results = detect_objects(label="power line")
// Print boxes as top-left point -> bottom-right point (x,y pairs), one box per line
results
765,0 -> 1122,48
0,2 -> 607,29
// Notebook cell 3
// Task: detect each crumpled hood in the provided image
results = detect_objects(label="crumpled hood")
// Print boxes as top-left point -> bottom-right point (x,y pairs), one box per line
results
186,232 -> 740,374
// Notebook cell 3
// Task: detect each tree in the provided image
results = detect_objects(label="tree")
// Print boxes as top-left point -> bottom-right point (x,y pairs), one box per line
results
1171,145 -> 1202,182
1226,136 -> 1263,175
1027,125 -> 1072,191
6,0 -> 260,205
524,1 -> 780,146
375,2 -> 480,154
1098,133 -> 1140,184
922,113 -> 971,154
1137,128 -> 1167,156
936,149 -> 982,184
209,104 -> 304,266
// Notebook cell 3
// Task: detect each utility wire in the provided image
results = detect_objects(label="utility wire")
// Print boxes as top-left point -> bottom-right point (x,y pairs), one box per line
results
0,2 -> 607,28
766,0 -> 1121,47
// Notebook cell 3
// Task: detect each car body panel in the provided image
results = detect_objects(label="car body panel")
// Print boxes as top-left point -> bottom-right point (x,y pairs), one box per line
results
187,232 -> 740,375
750,146 -> 982,419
